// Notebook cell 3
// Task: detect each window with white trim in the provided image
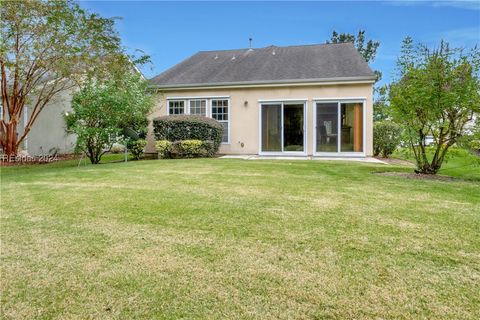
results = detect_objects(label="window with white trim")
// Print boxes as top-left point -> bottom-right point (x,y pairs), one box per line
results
168,100 -> 185,114
211,99 -> 229,143
189,100 -> 206,116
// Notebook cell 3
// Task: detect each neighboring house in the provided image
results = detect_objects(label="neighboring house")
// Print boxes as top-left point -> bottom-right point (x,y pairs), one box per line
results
147,43 -> 376,156
17,90 -> 76,156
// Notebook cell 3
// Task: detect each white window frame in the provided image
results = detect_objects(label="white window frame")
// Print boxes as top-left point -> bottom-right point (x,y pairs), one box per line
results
258,100 -> 307,156
188,99 -> 207,116
210,98 -> 230,144
165,96 -> 231,144
167,100 -> 186,115
313,98 -> 366,157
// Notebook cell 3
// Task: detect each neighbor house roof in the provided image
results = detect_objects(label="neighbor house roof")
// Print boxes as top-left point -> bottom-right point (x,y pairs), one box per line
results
149,43 -> 376,89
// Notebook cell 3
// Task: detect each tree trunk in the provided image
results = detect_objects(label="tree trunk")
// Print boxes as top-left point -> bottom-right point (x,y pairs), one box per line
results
1,120 -> 19,161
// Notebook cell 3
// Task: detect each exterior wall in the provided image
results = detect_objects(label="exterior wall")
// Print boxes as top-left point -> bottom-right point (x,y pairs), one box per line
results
18,90 -> 76,156
146,83 -> 374,156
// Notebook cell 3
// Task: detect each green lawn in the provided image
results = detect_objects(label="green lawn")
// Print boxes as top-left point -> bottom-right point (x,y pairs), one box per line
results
1,157 -> 479,319
392,147 -> 480,181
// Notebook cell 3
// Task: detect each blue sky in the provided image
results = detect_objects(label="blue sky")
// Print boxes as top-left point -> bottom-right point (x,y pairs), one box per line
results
81,1 -> 480,86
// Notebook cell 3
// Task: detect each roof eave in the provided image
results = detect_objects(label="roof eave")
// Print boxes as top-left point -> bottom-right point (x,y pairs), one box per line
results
148,76 -> 376,90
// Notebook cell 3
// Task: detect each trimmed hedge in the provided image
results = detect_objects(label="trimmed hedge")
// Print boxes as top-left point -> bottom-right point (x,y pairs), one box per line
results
155,139 -> 215,159
153,115 -> 223,153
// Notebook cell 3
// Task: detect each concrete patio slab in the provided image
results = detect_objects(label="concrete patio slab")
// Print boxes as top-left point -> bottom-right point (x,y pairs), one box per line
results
219,155 -> 387,164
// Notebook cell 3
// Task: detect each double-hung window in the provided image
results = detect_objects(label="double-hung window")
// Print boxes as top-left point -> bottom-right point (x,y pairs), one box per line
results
211,99 -> 229,143
189,100 -> 207,116
168,100 -> 185,114
167,98 -> 230,144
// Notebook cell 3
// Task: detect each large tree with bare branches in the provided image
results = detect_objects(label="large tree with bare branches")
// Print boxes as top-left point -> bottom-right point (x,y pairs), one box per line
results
0,0 -> 133,157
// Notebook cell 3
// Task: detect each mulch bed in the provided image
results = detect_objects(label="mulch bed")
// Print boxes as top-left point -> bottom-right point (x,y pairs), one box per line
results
373,171 -> 457,182
374,157 -> 414,166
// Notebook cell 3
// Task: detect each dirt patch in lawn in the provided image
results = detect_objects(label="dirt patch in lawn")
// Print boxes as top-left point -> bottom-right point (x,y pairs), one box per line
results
374,157 -> 414,166
374,171 -> 458,182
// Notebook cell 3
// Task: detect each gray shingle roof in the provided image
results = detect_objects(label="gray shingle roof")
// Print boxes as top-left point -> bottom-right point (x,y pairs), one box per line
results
149,43 -> 376,88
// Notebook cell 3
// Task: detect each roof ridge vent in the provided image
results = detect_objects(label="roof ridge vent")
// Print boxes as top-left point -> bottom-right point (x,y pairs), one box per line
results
214,54 -> 218,59
231,55 -> 236,60
272,49 -> 276,55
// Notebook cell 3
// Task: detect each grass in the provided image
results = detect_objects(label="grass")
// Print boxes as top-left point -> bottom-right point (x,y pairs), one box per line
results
1,155 -> 479,319
392,147 -> 480,181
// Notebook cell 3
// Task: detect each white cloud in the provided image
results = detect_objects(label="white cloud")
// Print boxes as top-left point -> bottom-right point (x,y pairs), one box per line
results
438,27 -> 480,46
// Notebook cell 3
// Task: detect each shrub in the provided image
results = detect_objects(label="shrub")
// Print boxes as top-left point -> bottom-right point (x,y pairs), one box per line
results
111,143 -> 125,153
373,121 -> 402,157
155,140 -> 172,158
127,139 -> 147,160
202,140 -> 216,157
174,140 -> 205,158
153,115 -> 223,153
470,140 -> 480,152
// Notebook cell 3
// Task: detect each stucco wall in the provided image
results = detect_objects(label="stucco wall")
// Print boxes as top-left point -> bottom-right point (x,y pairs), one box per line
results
146,83 -> 374,156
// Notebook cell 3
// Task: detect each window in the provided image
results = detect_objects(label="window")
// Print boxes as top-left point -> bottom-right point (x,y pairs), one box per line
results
189,100 -> 206,116
166,97 -> 230,144
211,99 -> 229,143
168,100 -> 184,114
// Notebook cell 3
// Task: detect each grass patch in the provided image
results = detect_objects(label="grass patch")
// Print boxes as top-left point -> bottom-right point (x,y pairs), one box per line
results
392,147 -> 480,181
1,157 -> 479,319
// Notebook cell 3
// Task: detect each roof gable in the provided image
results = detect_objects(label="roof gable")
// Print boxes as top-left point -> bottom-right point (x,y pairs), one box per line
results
150,43 -> 376,88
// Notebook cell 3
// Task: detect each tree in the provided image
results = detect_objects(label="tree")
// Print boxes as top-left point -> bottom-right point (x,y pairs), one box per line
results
0,0 -> 137,158
389,37 -> 480,174
65,73 -> 153,164
327,30 -> 384,120
373,86 -> 390,121
328,30 -> 380,64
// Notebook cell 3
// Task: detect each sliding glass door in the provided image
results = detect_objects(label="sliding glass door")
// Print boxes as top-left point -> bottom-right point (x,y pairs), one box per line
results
316,101 -> 364,154
341,103 -> 363,152
261,103 -> 305,153
316,102 -> 338,152
261,104 -> 282,152
283,104 -> 304,152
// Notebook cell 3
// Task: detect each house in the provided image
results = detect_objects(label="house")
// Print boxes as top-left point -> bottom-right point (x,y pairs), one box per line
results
17,90 -> 76,156
146,43 -> 376,157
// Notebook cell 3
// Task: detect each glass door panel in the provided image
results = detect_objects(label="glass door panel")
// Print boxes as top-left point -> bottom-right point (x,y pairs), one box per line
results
283,104 -> 304,152
340,103 -> 363,152
261,104 -> 282,152
316,103 -> 338,152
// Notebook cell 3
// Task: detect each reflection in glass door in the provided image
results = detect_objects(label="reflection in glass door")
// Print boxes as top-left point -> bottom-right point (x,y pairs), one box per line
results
261,104 -> 282,152
316,103 -> 338,152
316,102 -> 364,154
283,104 -> 304,152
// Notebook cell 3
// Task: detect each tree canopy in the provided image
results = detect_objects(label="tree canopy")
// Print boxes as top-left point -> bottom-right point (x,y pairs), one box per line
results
0,0 -> 146,157
65,73 -> 153,164
389,37 -> 480,174
327,30 -> 380,64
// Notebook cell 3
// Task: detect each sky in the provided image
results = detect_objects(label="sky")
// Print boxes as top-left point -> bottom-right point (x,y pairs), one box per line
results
80,1 -> 480,87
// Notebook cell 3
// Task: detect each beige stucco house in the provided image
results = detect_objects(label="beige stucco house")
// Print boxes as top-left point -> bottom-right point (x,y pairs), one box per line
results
147,43 -> 376,157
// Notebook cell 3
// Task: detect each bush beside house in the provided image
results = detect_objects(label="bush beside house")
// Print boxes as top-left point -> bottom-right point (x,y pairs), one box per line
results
373,121 -> 402,158
153,115 -> 223,158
